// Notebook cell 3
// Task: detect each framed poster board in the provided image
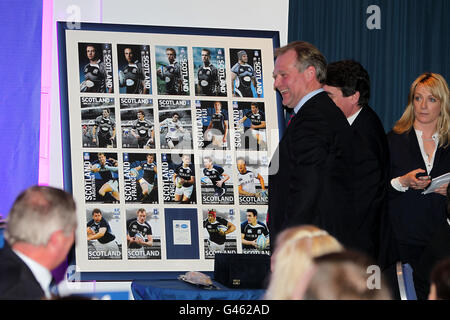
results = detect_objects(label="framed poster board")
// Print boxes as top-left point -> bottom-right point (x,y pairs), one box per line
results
57,22 -> 282,278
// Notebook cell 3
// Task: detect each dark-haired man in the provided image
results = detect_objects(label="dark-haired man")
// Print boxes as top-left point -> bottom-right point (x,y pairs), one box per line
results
87,208 -> 119,253
203,209 -> 236,253
197,48 -> 219,96
323,60 -> 389,261
241,209 -> 270,250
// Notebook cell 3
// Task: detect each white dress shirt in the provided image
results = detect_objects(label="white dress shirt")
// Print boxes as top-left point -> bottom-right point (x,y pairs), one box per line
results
347,108 -> 363,125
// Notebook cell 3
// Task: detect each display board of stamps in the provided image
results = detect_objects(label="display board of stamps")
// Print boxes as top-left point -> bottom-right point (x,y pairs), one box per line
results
58,22 -> 281,274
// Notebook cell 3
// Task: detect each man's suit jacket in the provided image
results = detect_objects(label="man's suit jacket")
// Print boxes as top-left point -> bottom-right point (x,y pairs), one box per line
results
0,242 -> 46,300
350,106 -> 389,261
386,130 -> 450,262
268,91 -> 356,249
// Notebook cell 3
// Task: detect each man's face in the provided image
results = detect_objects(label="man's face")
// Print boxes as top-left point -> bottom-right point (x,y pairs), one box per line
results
240,53 -> 248,63
251,105 -> 258,114
208,213 -> 216,223
98,154 -> 106,165
273,49 -> 309,108
237,160 -> 246,174
246,212 -> 257,225
182,155 -> 191,165
203,158 -> 212,169
138,112 -> 145,120
214,102 -> 222,112
137,211 -> 147,223
86,46 -> 96,61
166,49 -> 176,64
323,85 -> 356,118
201,51 -> 210,63
124,48 -> 134,63
172,114 -> 179,122
147,155 -> 154,163
93,212 -> 102,223
102,109 -> 109,118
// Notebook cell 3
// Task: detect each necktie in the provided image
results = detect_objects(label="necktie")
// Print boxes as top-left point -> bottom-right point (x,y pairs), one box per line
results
49,277 -> 60,298
287,112 -> 295,127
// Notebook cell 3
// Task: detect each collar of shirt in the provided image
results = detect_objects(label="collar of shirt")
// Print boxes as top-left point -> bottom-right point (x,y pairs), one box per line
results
414,129 -> 439,174
13,249 -> 53,299
293,88 -> 324,114
347,107 -> 363,125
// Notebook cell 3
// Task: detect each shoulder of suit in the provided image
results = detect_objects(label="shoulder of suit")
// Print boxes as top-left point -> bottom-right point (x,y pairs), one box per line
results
352,107 -> 385,131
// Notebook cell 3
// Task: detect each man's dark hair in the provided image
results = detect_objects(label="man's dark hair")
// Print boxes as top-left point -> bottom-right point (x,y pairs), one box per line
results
166,47 -> 176,57
92,208 -> 102,215
247,209 -> 258,217
325,60 -> 371,108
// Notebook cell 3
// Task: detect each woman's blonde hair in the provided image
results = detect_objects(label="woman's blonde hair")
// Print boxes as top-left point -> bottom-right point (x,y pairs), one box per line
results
393,72 -> 450,148
264,225 -> 343,300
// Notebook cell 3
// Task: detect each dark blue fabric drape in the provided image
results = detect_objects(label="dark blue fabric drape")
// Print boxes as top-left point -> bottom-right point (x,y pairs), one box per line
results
0,0 -> 42,217
288,0 -> 450,131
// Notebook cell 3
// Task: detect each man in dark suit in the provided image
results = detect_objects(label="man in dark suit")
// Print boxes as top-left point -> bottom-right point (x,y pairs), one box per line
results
269,41 -> 356,250
323,60 -> 389,262
0,186 -> 77,299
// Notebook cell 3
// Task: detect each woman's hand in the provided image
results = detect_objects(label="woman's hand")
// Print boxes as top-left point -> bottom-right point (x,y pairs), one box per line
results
399,168 -> 431,190
433,182 -> 448,196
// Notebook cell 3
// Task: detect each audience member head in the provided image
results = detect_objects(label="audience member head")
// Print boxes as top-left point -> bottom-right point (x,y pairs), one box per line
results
265,225 -> 343,300
429,257 -> 450,300
298,250 -> 392,300
5,185 -> 77,271
324,60 -> 371,117
393,72 -> 450,147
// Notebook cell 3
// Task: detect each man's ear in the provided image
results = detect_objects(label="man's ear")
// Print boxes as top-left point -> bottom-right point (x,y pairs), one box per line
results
304,65 -> 317,81
351,91 -> 360,105
46,230 -> 65,252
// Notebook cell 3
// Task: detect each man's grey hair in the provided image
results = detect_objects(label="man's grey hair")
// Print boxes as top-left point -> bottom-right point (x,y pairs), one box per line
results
5,185 -> 77,246
275,41 -> 327,84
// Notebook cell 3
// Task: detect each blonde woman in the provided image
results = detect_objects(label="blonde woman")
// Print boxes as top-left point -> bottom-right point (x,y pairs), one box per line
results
264,225 -> 343,300
386,72 -> 450,269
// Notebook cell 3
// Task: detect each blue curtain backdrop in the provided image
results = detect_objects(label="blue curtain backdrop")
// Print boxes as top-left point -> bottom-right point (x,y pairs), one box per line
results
288,0 -> 450,131
0,0 -> 42,217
